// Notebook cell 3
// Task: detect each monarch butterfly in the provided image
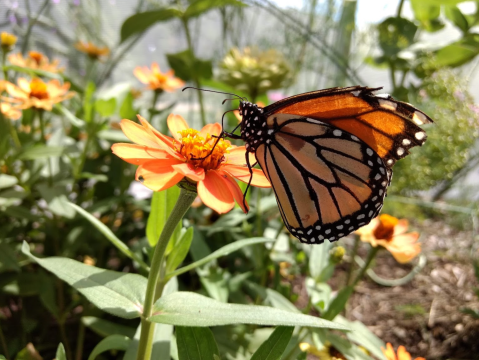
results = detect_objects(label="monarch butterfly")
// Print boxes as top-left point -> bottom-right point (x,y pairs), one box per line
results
187,86 -> 433,244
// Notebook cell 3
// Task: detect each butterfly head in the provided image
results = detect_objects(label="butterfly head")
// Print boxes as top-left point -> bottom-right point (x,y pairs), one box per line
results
239,101 -> 267,153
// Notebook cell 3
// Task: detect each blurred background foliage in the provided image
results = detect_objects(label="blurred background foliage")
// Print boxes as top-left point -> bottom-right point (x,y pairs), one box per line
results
1,0 -> 479,359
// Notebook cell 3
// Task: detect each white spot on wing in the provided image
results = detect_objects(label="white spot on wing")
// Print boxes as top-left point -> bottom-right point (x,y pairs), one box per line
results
412,111 -> 427,125
378,99 -> 397,111
402,138 -> 411,146
333,129 -> 342,136
397,147 -> 405,156
415,132 -> 425,140
366,148 -> 373,156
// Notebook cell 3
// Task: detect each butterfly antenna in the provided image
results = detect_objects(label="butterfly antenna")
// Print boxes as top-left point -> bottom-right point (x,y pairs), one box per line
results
182,87 -> 247,101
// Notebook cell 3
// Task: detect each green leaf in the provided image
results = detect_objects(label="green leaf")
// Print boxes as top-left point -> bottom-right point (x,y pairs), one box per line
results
305,278 -> 331,311
97,129 -> 130,142
167,237 -> 274,279
322,286 -> 354,321
120,9 -> 182,43
18,145 -> 64,160
184,0 -> 245,19
22,241 -> 147,319
56,343 -> 67,360
461,307 -> 479,318
377,17 -> 417,56
411,0 -> 464,4
82,316 -> 136,338
321,332 -> 373,360
246,282 -> 299,313
150,291 -> 348,329
166,50 -> 213,82
309,241 -> 332,280
166,227 -> 194,273
56,104 -> 85,127
119,92 -> 136,120
95,98 -> 117,117
147,186 -> 181,247
435,34 -> 479,67
37,184 -> 76,219
251,326 -> 293,360
68,202 -> 149,271
176,327 -> 219,360
445,6 -> 469,33
0,243 -> 20,272
88,335 -> 130,360
84,81 -> 96,123
0,174 -> 17,189
3,205 -> 40,221
410,1 -> 443,32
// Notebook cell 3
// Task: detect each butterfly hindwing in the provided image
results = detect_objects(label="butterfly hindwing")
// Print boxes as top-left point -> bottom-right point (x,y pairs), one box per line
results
255,115 -> 390,244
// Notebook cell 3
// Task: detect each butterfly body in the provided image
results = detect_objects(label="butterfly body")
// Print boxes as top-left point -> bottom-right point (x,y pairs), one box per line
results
235,86 -> 432,244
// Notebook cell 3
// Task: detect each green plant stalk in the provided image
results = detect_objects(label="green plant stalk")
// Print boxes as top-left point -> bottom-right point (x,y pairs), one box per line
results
351,245 -> 379,288
136,188 -> 197,360
345,236 -> 360,286
148,90 -> 161,121
21,0 -> 50,54
2,50 -> 8,80
397,0 -> 405,18
74,322 -> 85,360
38,110 -> 53,186
181,18 -> 206,127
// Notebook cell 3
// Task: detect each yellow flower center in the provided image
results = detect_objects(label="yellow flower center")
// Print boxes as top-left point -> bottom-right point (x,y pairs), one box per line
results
29,51 -> 44,65
177,129 -> 230,171
154,72 -> 168,85
29,79 -> 49,100
373,214 -> 399,241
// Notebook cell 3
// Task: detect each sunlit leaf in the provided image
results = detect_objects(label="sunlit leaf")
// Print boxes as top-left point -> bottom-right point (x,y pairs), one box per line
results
251,326 -> 294,360
445,6 -> 469,33
166,227 -> 194,273
377,17 -> 417,56
95,98 -> 117,117
150,291 -> 348,329
435,34 -> 479,67
56,343 -> 67,360
147,186 -> 181,247
184,0 -> 245,20
120,9 -> 182,43
22,241 -> 147,319
0,174 -> 17,189
322,286 -> 354,321
82,317 -> 136,338
166,50 -> 213,82
88,335 -> 130,360
176,327 -> 219,360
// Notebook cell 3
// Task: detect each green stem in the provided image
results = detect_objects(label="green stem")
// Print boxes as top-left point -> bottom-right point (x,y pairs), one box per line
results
0,323 -> 9,360
135,188 -> 197,360
74,322 -> 85,360
397,0 -> 405,18
75,134 -> 91,181
21,0 -> 50,54
148,90 -> 161,123
2,51 -> 8,80
181,18 -> 206,127
389,60 -> 397,91
345,236 -> 360,286
351,246 -> 379,288
38,110 -> 53,186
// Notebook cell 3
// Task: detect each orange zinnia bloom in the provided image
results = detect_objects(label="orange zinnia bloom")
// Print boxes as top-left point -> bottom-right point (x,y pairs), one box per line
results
5,78 -> 75,111
111,114 -> 271,214
355,214 -> 421,264
0,80 -> 22,120
133,63 -> 184,92
75,41 -> 110,60
382,343 -> 425,360
8,51 -> 64,73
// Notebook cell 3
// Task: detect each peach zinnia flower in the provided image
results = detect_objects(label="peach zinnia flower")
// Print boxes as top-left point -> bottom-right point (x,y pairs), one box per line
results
355,214 -> 421,264
111,114 -> 271,213
5,78 -> 75,111
75,41 -> 110,60
8,51 -> 64,73
382,343 -> 425,360
133,63 -> 184,92
0,80 -> 22,120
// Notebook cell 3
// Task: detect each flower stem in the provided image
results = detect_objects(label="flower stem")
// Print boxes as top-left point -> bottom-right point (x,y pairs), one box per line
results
0,322 -> 9,360
135,188 -> 196,360
351,245 -> 379,288
38,110 -> 53,186
345,236 -> 360,286
2,50 -> 8,80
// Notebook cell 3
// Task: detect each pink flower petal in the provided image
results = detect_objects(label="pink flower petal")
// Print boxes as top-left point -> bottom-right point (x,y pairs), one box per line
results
197,170 -> 234,214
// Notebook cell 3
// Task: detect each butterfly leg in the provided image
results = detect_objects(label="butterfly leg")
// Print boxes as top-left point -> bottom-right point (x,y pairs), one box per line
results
242,153 -> 257,211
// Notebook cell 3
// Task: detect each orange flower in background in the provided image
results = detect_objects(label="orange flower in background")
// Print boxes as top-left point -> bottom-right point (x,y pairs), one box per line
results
382,343 -> 425,360
5,78 -> 75,111
133,63 -> 184,92
1,32 -> 17,51
75,41 -> 110,60
0,80 -> 22,120
111,114 -> 271,214
356,214 -> 421,264
8,51 -> 64,73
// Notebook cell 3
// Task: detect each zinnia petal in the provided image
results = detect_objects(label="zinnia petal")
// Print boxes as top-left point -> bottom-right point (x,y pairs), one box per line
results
199,123 -> 222,138
226,146 -> 256,166
136,160 -> 184,192
137,114 -> 178,151
221,172 -> 249,213
111,143 -> 174,165
172,163 -> 205,182
222,164 -> 271,188
167,114 -> 189,140
120,119 -> 162,148
396,346 -> 412,360
197,170 -> 234,214
382,343 -> 398,360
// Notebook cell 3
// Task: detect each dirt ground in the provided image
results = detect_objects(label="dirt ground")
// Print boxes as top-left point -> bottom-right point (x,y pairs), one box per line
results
345,219 -> 479,359
296,218 -> 479,359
